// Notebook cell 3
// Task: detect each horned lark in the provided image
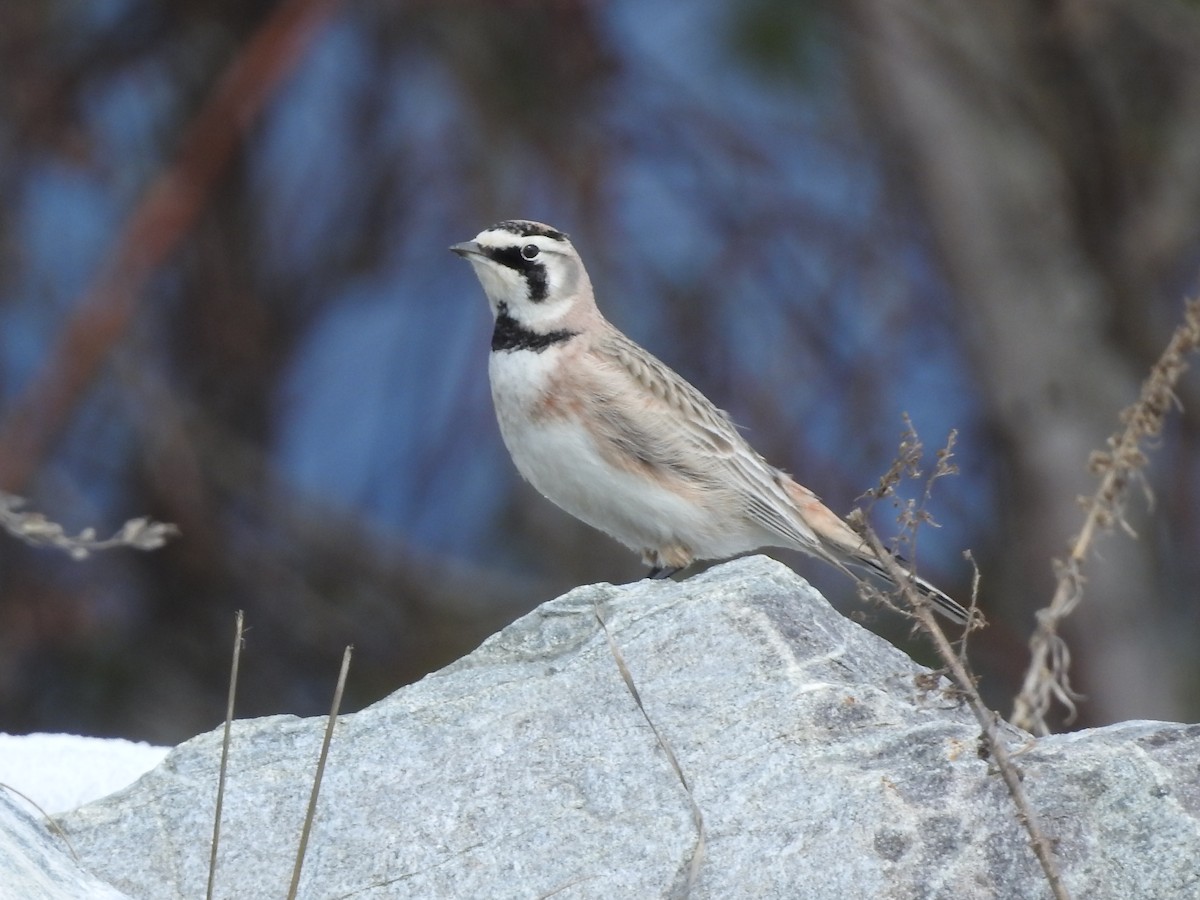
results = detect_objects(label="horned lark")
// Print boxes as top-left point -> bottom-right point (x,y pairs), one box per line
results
451,220 -> 969,624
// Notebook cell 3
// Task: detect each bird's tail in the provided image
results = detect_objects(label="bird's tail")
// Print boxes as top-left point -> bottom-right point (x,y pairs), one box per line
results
781,478 -> 972,625
852,554 -> 971,625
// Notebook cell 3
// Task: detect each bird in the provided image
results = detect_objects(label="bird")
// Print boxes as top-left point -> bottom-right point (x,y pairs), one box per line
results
451,219 -> 970,624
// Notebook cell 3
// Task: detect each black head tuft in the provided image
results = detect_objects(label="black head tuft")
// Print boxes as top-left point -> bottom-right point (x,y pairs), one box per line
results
490,220 -> 568,242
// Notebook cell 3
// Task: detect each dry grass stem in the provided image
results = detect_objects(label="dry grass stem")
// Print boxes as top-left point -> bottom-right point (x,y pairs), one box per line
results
0,492 -> 177,559
859,525 -> 1070,900
207,610 -> 245,900
854,425 -> 1069,899
287,644 -> 352,900
0,782 -> 77,860
594,603 -> 705,900
1012,295 -> 1200,734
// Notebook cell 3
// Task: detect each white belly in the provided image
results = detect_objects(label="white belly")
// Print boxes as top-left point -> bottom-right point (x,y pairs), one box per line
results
488,349 -> 762,558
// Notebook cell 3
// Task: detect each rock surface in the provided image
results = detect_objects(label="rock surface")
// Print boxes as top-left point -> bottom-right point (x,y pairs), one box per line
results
0,791 -> 130,900
48,556 -> 1200,898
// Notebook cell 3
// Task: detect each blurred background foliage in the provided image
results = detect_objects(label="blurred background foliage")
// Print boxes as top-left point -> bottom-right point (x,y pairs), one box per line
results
0,0 -> 1198,743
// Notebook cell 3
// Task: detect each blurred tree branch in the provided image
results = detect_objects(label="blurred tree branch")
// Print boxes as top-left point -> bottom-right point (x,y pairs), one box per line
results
0,0 -> 345,493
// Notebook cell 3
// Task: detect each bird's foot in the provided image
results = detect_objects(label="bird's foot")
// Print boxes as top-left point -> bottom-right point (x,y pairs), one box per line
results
645,565 -> 683,580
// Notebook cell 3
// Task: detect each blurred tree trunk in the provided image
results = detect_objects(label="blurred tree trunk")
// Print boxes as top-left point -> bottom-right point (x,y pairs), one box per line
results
843,1 -> 1200,726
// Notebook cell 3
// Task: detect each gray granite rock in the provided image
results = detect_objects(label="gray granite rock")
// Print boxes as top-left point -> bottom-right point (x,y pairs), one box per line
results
56,556 -> 1200,899
0,791 -> 130,899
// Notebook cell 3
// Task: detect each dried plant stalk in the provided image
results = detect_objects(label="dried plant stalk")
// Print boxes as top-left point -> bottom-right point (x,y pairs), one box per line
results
860,526 -> 1071,900
207,610 -> 245,900
287,644 -> 352,900
0,492 -> 177,559
1011,295 -> 1200,735
852,426 -> 1069,899
594,603 -> 705,899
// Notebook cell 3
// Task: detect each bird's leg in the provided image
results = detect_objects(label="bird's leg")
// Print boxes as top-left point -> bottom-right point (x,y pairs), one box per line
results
645,565 -> 683,580
642,545 -> 691,580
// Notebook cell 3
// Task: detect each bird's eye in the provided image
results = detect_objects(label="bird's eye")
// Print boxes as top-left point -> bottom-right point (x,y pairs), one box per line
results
521,244 -> 540,260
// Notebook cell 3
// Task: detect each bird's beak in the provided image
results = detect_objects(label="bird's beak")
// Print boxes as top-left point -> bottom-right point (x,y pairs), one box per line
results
450,241 -> 482,258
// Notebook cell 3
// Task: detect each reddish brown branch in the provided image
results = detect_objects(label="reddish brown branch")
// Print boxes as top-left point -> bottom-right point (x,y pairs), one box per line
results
0,0 -> 345,492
